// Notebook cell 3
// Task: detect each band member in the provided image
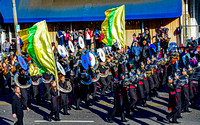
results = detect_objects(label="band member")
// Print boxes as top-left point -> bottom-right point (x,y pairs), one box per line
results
12,86 -> 30,125
69,70 -> 75,109
188,65 -> 197,108
145,58 -> 155,97
129,73 -> 138,112
136,69 -> 147,107
120,74 -> 130,117
151,55 -> 159,96
59,75 -> 70,115
161,57 -> 169,86
74,67 -> 82,110
48,80 -> 60,121
174,72 -> 183,119
98,60 -> 108,97
76,46 -> 83,60
166,76 -> 179,123
140,62 -> 150,101
68,50 -> 76,71
105,57 -> 114,92
30,75 -> 41,105
106,75 -> 128,123
3,57 -> 12,92
42,72 -> 52,103
18,68 -> 29,108
10,54 -> 17,74
180,68 -> 191,113
88,65 -> 98,102
79,66 -> 93,106
0,61 -> 5,95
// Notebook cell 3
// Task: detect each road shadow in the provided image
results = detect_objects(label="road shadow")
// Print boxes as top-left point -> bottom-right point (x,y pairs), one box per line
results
0,116 -> 14,125
129,107 -> 168,125
30,104 -> 49,120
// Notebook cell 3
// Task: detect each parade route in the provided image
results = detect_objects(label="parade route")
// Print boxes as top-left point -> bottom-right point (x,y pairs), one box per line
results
0,88 -> 200,125
34,120 -> 94,123
0,1 -> 200,124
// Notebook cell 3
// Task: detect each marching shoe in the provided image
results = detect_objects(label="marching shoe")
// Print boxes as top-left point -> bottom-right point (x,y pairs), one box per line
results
93,97 -> 99,102
171,120 -> 180,124
131,108 -> 138,112
185,110 -> 191,113
85,101 -> 93,106
75,107 -> 82,110
121,119 -> 128,122
106,117 -> 113,123
64,112 -> 70,115
142,103 -> 148,107
165,116 -> 170,123
55,118 -> 60,121
177,116 -> 183,119
47,116 -> 52,122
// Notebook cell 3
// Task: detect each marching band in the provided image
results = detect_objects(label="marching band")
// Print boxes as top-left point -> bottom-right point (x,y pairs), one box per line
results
2,36 -> 200,124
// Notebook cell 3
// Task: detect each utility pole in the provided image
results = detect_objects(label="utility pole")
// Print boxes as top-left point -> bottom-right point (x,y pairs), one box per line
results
12,0 -> 21,55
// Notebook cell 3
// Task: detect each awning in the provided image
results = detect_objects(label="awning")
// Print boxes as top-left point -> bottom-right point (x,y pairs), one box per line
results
0,0 -> 182,23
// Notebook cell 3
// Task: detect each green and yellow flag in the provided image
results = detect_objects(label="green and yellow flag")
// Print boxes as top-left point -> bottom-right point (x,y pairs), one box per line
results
101,5 -> 125,48
19,20 -> 58,79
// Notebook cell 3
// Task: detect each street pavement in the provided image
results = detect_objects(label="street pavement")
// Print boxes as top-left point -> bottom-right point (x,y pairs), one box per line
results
0,85 -> 200,125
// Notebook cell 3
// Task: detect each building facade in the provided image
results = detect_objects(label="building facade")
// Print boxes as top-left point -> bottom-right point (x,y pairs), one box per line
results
181,0 -> 200,43
0,0 -> 188,47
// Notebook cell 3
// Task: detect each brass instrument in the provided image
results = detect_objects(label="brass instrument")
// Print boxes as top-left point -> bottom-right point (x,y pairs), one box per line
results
94,57 -> 99,70
138,73 -> 146,80
100,69 -> 109,78
146,71 -> 153,77
14,72 -> 31,89
124,77 -> 132,86
3,62 -> 9,76
42,75 -> 53,83
57,79 -> 72,93
10,61 -> 17,73
74,60 -> 81,67
92,74 -> 101,82
3,68 -> 8,75
92,69 -> 101,82
80,74 -> 93,85
32,78 -> 41,86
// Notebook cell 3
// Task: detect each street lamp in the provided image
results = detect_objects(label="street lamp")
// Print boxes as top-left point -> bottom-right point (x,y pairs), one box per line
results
12,0 -> 21,55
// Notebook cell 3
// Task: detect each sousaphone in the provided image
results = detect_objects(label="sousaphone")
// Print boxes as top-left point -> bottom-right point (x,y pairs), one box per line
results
105,46 -> 111,57
58,45 -> 69,58
57,79 -> 72,93
14,72 -> 32,88
42,75 -> 53,83
56,62 -> 72,93
18,56 -> 28,70
78,36 -> 85,49
31,77 -> 41,86
81,54 -> 89,70
117,40 -> 122,50
80,73 -> 93,85
68,41 -> 75,53
56,61 -> 66,76
97,48 -> 106,62
88,52 -> 96,67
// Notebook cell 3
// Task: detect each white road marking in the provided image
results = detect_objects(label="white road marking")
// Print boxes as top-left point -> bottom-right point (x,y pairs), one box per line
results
34,120 -> 94,123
